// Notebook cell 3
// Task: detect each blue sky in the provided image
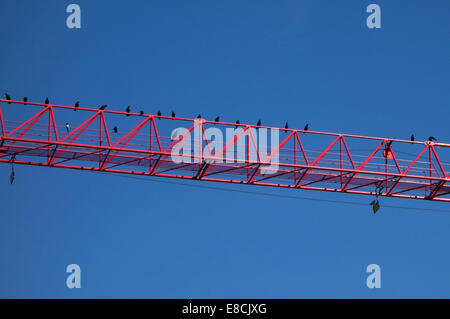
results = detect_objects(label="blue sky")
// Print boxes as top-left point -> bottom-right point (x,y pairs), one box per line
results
0,0 -> 449,298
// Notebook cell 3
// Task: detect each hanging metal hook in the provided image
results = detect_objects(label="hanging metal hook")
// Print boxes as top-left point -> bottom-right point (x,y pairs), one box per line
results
370,184 -> 382,214
9,154 -> 16,184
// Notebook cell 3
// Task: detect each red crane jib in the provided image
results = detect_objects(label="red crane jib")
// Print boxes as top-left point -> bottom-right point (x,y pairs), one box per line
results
0,99 -> 449,202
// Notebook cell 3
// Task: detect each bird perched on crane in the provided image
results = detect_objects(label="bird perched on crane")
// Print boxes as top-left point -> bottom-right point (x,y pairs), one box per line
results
74,101 -> 79,111
303,123 -> 309,133
4,93 -> 12,104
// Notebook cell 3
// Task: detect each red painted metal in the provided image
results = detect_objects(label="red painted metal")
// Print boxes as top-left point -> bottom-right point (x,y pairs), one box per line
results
0,99 -> 449,202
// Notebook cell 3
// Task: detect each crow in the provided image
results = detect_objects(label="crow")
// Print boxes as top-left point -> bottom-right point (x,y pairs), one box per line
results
45,97 -> 49,104
410,134 -> 414,142
4,93 -> 11,104
257,119 -> 261,126
99,105 -> 107,110
74,101 -> 79,111
23,97 -> 28,105
113,126 -> 118,133
284,122 -> 289,129
140,110 -> 144,116
235,120 -> 240,128
428,136 -> 437,142
303,123 -> 309,133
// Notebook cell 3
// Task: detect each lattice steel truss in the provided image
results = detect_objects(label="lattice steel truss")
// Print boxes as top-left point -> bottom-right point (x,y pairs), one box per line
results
0,99 -> 449,202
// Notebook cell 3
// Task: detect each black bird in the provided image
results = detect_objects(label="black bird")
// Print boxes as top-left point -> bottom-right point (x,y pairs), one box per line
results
235,120 -> 240,128
126,106 -> 131,116
428,136 -> 437,142
5,93 -> 11,104
157,110 -> 161,120
386,140 -> 393,148
23,97 -> 28,105
171,111 -> 175,118
303,123 -> 309,133
113,126 -> 118,133
45,97 -> 49,105
410,134 -> 415,142
74,101 -> 79,111
140,110 -> 144,116
214,116 -> 220,122
257,119 -> 261,126
197,114 -> 202,119
65,122 -> 70,132
284,122 -> 289,129
99,105 -> 107,110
